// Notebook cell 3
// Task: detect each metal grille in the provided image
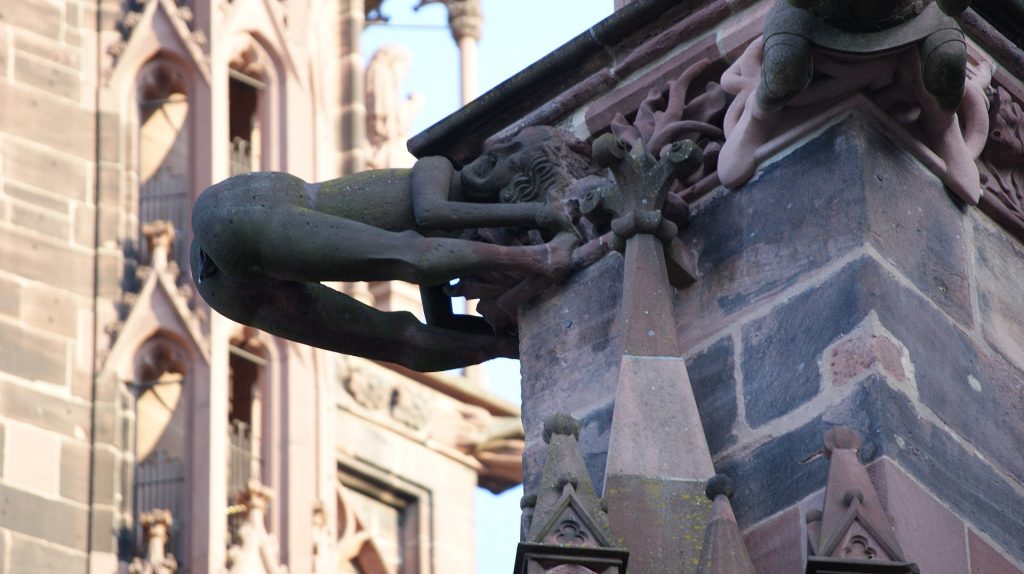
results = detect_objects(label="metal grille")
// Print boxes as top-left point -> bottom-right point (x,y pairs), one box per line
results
139,176 -> 189,270
135,451 -> 187,568
227,420 -> 254,546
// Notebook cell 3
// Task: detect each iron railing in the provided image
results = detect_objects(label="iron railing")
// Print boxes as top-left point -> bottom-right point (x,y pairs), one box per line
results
135,451 -> 187,568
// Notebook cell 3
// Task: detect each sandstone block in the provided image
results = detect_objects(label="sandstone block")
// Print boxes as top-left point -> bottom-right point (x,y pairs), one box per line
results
0,319 -> 67,385
870,458 -> 969,574
0,484 -> 89,551
0,275 -> 19,317
0,0 -> 64,40
3,422 -> 61,497
0,227 -> 94,296
14,51 -> 81,101
973,214 -> 1024,373
0,378 -> 91,438
969,530 -> 1024,574
0,82 -> 96,160
59,439 -> 90,504
9,532 -> 87,574
2,138 -> 88,200
685,335 -> 738,453
11,200 -> 70,240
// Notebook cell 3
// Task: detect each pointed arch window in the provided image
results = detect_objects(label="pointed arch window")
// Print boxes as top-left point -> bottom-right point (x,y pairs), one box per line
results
229,43 -> 269,175
136,56 -> 192,272
131,335 -> 191,570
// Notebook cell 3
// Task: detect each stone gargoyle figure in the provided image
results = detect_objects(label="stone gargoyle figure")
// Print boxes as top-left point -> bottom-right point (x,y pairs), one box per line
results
191,126 -> 598,372
719,0 -> 982,203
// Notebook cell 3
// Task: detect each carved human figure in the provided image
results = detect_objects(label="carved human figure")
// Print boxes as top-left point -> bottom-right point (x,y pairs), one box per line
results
365,44 -> 424,169
191,126 -> 592,372
719,0 -> 980,202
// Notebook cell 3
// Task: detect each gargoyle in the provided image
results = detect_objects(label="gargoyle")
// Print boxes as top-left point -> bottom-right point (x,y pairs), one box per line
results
191,127 -> 598,372
719,0 -> 982,203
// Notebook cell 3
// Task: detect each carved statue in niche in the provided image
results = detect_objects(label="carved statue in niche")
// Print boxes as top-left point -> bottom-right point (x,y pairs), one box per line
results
719,0 -> 989,204
191,126 -> 602,372
366,44 -> 424,169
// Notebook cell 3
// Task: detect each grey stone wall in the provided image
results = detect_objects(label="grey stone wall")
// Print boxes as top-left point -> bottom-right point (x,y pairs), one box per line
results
519,114 -> 1024,568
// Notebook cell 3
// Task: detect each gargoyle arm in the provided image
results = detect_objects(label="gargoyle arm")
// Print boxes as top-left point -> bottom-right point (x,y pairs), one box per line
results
410,156 -> 547,231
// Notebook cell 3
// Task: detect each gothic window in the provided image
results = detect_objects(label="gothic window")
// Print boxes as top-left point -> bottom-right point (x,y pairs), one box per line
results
337,469 -> 422,574
131,335 -> 191,569
229,43 -> 268,175
136,57 -> 192,271
227,334 -> 268,542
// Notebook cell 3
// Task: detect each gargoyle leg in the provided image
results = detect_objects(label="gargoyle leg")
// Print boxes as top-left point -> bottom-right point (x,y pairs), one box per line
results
191,242 -> 517,371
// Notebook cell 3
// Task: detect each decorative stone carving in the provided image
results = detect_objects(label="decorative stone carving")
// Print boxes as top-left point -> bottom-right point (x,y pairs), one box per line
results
806,428 -> 919,573
429,401 -> 524,492
130,509 -> 179,574
718,0 -> 990,205
366,45 -> 424,169
192,126 -> 603,371
978,85 -> 1024,233
416,0 -> 483,42
610,58 -> 729,203
515,414 -> 628,574
225,481 -> 289,574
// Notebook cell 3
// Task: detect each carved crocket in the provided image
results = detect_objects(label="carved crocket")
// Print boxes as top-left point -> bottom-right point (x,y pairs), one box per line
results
191,127 -> 597,371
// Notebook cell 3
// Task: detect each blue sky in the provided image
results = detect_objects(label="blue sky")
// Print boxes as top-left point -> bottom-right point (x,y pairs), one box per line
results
363,1 -> 612,570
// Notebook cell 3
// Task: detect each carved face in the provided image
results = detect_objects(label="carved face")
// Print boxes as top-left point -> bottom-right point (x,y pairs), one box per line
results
460,138 -> 526,201
460,126 -> 592,204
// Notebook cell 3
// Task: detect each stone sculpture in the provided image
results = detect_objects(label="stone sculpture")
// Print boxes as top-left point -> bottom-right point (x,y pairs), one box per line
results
366,44 -> 424,169
191,126 -> 598,371
719,0 -> 985,203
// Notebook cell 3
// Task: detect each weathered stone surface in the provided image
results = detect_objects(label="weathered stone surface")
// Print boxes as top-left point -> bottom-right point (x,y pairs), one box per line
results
0,378 -> 91,438
827,329 -> 907,387
685,335 -> 738,454
740,255 -> 1024,483
519,253 -> 624,448
0,484 -> 89,551
847,378 -> 1024,563
4,180 -> 74,214
0,0 -> 64,39
717,411 -> 830,525
14,52 -> 81,101
743,506 -> 804,574
969,530 -> 1024,574
739,264 -> 862,426
0,227 -> 94,297
0,319 -> 67,385
60,439 -> 90,504
9,532 -> 87,574
0,275 -> 19,317
678,116 -> 973,349
604,474 -> 711,574
0,82 -> 96,160
4,422 -> 61,497
90,447 -> 119,506
2,138 -> 88,200
89,506 -> 117,553
870,458 -> 969,574
678,123 -> 868,350
862,127 -> 972,327
21,284 -> 81,338
13,27 -> 82,69
11,201 -> 70,240
973,215 -> 1024,373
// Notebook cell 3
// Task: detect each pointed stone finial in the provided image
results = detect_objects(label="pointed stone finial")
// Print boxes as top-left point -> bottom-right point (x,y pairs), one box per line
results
806,427 -> 919,574
696,475 -> 757,574
514,414 -> 628,573
142,220 -> 176,271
